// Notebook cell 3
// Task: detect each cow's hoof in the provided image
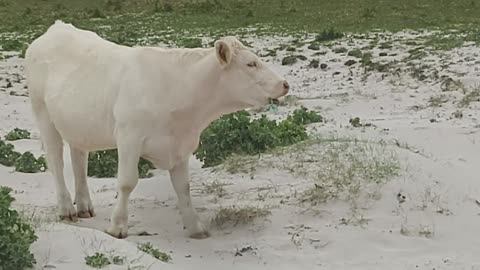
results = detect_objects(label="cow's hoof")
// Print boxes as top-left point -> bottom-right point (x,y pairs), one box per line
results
186,220 -> 209,239
58,203 -> 78,222
75,197 -> 95,218
59,213 -> 78,222
77,208 -> 96,218
189,231 -> 210,239
106,227 -> 128,239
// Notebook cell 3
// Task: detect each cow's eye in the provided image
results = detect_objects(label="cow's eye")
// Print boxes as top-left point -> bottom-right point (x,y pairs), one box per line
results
247,62 -> 257,68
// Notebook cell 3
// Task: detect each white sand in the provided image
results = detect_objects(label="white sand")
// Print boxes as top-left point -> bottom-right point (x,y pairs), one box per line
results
1,30 -> 480,269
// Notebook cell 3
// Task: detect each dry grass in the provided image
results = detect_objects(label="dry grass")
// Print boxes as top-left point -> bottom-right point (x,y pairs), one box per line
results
281,95 -> 300,106
202,180 -> 228,198
220,136 -> 401,209
281,137 -> 400,206
400,223 -> 435,239
211,206 -> 271,228
223,154 -> 259,175
428,94 -> 449,107
459,86 -> 480,107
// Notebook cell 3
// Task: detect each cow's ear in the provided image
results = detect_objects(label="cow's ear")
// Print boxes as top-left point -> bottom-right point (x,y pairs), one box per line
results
215,40 -> 232,67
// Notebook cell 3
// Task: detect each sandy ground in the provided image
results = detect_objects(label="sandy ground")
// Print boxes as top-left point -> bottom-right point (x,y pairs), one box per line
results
2,30 -> 480,269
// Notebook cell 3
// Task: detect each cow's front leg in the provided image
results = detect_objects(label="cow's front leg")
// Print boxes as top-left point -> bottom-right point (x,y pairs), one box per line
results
106,136 -> 142,239
169,159 -> 210,239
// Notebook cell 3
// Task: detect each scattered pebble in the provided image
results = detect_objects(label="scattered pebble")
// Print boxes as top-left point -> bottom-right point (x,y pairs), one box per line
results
397,192 -> 407,204
234,246 -> 256,256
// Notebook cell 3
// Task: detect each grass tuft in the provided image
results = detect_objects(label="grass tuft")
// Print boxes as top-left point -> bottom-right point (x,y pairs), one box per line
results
459,87 -> 480,107
212,206 -> 271,228
296,138 -> 400,205
137,242 -> 172,263
5,128 -> 30,141
85,252 -> 110,268
315,28 -> 344,42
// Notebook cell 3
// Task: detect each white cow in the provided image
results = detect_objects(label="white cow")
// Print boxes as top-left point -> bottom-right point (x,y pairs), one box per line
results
25,20 -> 289,239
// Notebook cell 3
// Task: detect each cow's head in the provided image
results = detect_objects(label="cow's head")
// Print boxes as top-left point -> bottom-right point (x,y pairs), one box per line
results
214,36 -> 289,108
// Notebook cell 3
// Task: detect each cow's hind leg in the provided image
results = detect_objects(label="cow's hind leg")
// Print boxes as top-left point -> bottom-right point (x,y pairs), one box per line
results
33,103 -> 77,222
169,159 -> 209,239
70,145 -> 95,218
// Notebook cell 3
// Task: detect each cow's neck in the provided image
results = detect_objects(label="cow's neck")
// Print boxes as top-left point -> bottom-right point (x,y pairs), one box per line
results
171,54 -> 250,136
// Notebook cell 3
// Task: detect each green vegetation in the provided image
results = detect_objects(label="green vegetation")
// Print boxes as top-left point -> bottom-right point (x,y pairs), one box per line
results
195,107 -> 323,168
5,128 -> 30,141
0,38 -> 25,51
281,54 -> 308,65
345,59 -> 357,66
286,106 -> 323,125
84,252 -> 126,268
424,34 -> 465,50
281,55 -> 297,65
111,255 -> 125,265
0,128 -> 157,176
314,28 -> 344,42
308,59 -> 319,68
307,43 -> 320,50
0,0 -> 479,54
358,51 -> 395,73
87,150 -> 155,178
347,49 -> 363,58
0,139 -> 21,167
15,152 -> 47,173
0,186 -> 38,270
0,136 -> 47,173
137,242 -> 172,263
85,252 -> 111,268
178,37 -> 203,48
332,47 -> 348,54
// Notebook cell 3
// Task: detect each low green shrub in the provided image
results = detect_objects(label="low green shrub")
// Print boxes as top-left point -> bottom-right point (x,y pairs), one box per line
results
286,106 -> 323,125
5,128 -> 31,141
282,55 -> 297,65
87,149 -> 155,178
0,138 -> 47,173
15,152 -> 47,173
0,140 -> 21,167
85,252 -> 110,268
137,242 -> 172,262
195,107 -> 322,167
0,186 -> 38,270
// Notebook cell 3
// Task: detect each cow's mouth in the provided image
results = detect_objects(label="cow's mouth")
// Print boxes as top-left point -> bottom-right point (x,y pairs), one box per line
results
269,98 -> 280,105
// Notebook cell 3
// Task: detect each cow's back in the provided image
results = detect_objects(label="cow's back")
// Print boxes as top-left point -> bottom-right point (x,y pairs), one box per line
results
25,21 -> 130,150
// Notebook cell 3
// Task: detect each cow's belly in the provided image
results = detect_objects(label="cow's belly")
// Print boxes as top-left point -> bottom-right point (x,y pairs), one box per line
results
142,132 -> 200,171
42,61 -> 120,151
45,89 -> 116,151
